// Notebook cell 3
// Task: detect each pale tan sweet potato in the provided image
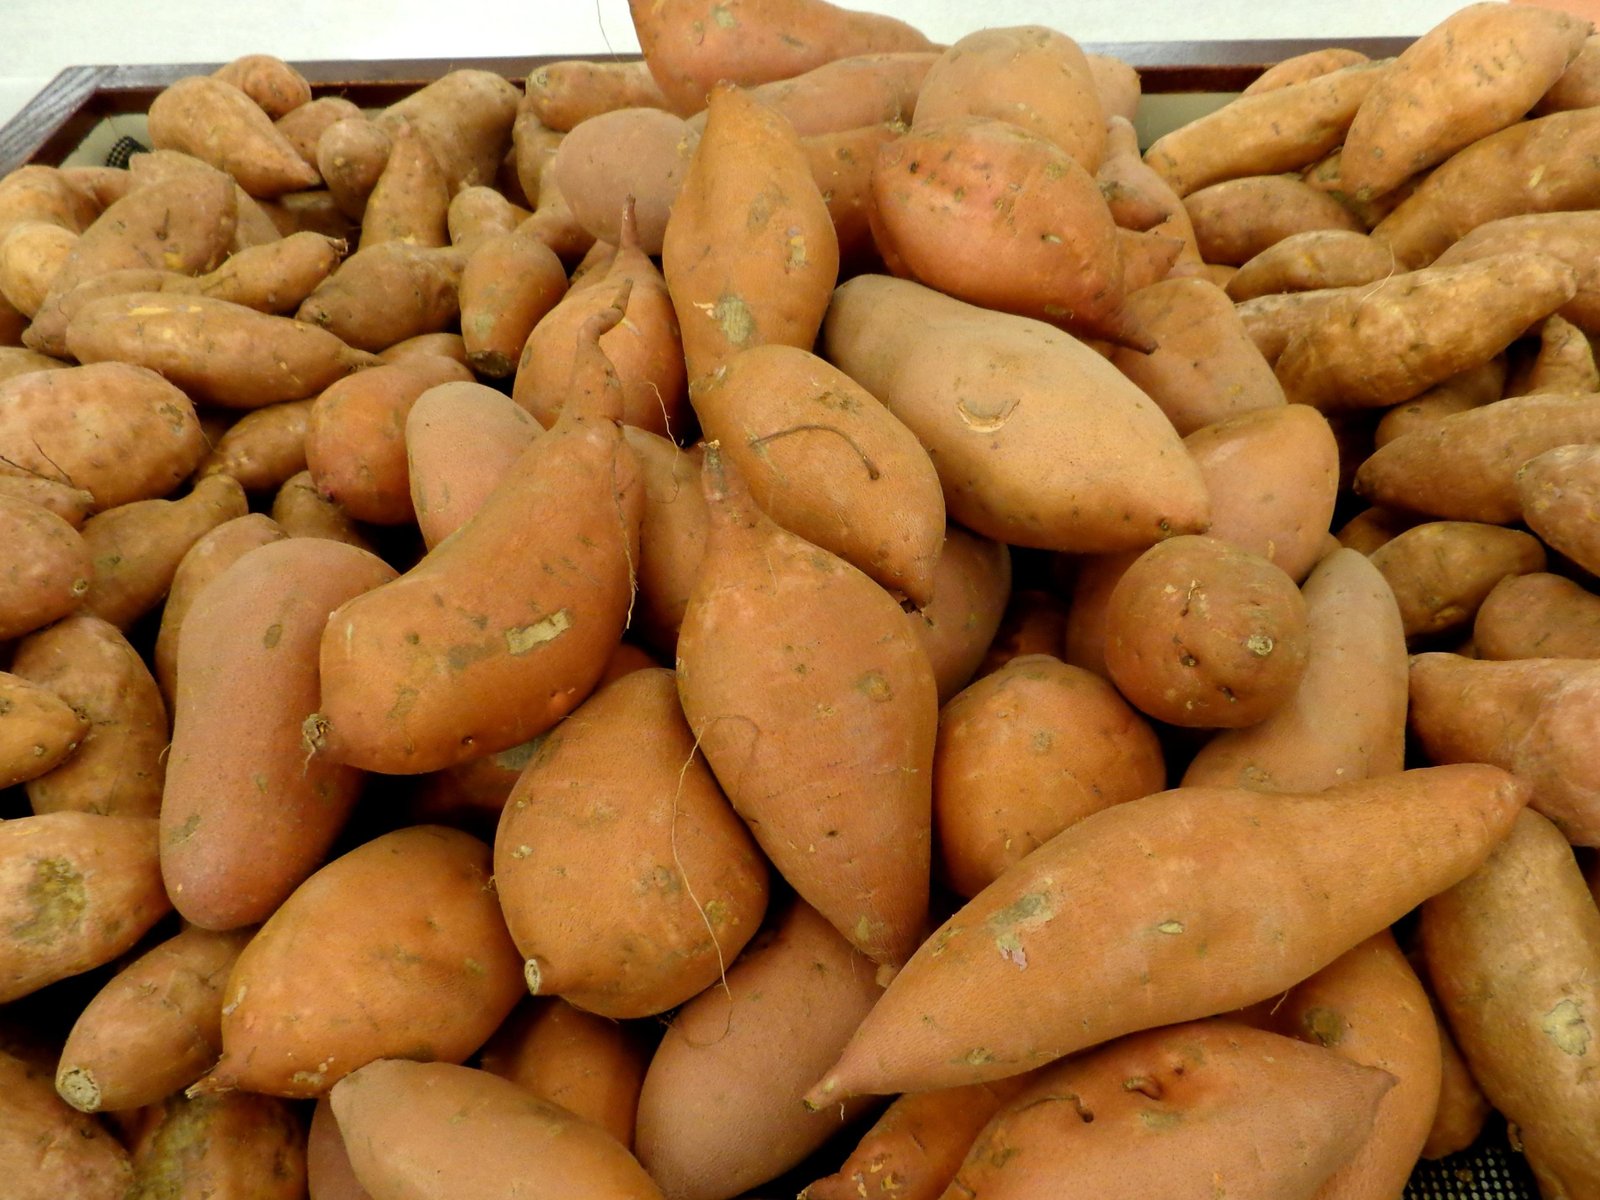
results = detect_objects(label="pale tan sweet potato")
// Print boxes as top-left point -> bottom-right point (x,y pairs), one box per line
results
406,380 -> 542,549
213,54 -> 311,120
1371,357 -> 1506,448
1433,211 -> 1600,334
147,75 -> 320,198
1185,173 -> 1363,266
1370,521 -> 1546,640
552,108 -> 696,256
361,117 -> 450,249
1243,47 -> 1371,95
1225,228 -> 1397,300
526,58 -> 673,131
0,221 -> 76,317
376,69 -> 521,194
316,117 -> 392,220
274,95 -> 363,169
198,399 -> 314,492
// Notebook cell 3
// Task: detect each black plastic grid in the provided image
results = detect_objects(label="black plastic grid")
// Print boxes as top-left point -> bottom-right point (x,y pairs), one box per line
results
1405,1124 -> 1540,1200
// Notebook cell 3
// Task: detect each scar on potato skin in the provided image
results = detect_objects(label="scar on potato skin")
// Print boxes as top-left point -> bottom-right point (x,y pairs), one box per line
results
12,856 -> 87,942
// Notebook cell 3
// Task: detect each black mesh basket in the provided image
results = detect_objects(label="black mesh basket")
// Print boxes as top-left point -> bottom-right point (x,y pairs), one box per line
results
1405,1122 -> 1541,1200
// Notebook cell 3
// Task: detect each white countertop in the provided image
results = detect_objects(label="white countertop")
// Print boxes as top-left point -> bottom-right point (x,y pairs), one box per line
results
0,0 -> 1476,135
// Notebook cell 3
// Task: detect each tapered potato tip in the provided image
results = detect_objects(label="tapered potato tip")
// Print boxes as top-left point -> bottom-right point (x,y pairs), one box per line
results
699,440 -> 762,532
563,278 -> 634,426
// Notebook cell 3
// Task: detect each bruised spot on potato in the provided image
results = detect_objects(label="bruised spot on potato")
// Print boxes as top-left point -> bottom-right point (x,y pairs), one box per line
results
712,293 -> 755,347
1155,919 -> 1185,935
1139,1109 -> 1182,1130
262,623 -> 283,649
855,671 -> 893,702
505,610 -> 571,655
958,1047 -> 996,1066
1543,998 -> 1591,1057
1301,1006 -> 1345,1048
12,856 -> 86,942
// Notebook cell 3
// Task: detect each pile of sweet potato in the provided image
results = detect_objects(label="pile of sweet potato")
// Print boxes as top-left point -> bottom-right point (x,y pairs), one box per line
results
4,1 -> 1600,1197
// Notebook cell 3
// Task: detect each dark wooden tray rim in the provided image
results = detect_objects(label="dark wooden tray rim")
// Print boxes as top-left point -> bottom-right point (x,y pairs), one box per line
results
0,38 -> 1413,177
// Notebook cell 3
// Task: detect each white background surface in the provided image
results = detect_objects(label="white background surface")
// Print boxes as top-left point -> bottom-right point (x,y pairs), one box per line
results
0,1 -> 1480,132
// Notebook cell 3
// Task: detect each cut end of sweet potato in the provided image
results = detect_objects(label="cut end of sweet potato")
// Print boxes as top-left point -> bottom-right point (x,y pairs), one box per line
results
55,1065 -> 101,1112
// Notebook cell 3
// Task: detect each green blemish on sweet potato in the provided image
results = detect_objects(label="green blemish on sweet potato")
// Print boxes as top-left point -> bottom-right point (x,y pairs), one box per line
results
1302,1006 -> 1345,1048
505,610 -> 571,655
987,892 -> 1051,932
12,857 -> 86,943
1543,998 -> 1591,1056
855,671 -> 893,702
959,1048 -> 996,1066
493,736 -> 545,771
168,814 -> 201,845
1139,1109 -> 1182,1130
447,642 -> 495,671
1155,920 -> 1185,935
262,623 -> 282,649
713,294 -> 755,347
464,958 -> 486,977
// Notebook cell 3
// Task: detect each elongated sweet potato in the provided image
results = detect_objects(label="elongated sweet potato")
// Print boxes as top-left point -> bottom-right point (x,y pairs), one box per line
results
624,429 -> 708,658
807,764 -> 1527,1100
162,538 -> 397,930
333,1060 -> 664,1200
526,58 -> 673,131
1186,174 -> 1363,265
0,812 -> 169,1003
297,240 -> 465,352
823,276 -> 1209,553
1183,549 -> 1408,791
458,223 -> 569,378
1370,522 -> 1546,640
676,448 -> 934,966
635,901 -> 882,1200
1422,807 -> 1600,1194
1475,572 -> 1600,660
1225,228 -> 1398,300
313,292 -> 642,774
494,668 -> 769,1018
360,117 -> 450,249
11,615 -> 167,817
55,927 -> 250,1114
199,400 -> 314,493
1243,47 -> 1371,95
1371,356 -> 1506,448
147,75 -> 320,198
0,1049 -> 130,1199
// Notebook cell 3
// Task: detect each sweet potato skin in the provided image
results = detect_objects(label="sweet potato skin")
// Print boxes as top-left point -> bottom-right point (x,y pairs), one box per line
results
0,495 -> 91,641
147,75 -> 320,198
1369,522 -> 1546,639
0,670 -> 86,789
1475,573 -> 1600,661
0,1048 -> 131,1200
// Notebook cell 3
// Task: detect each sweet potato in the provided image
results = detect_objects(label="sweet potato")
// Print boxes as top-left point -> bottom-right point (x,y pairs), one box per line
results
78,474 -> 248,630
377,330 -> 469,366
1518,443 -> 1600,574
0,671 -> 86,790
1183,549 -> 1408,791
1104,534 -> 1310,728
801,1079 -> 1027,1200
0,812 -> 168,1003
376,69 -> 521,195
663,83 -> 838,385
360,117 -> 450,249
495,667 -> 769,1018
1475,572 -> 1600,660
808,764 -> 1526,1100
1143,59 -> 1390,198
55,926 -> 250,1114
125,1091 -> 305,1200
312,291 -> 642,774
1275,253 -> 1576,410
1225,228 -> 1398,300
517,200 -> 686,436
634,900 -> 882,1200
196,825 -> 522,1097
804,122 -> 898,271
1370,521 -> 1546,640
67,291 -> 378,409
908,527 -> 1011,704
1372,108 -> 1600,268
1410,652 -> 1600,845
527,59 -> 673,131
446,185 -> 528,243
162,538 -> 397,930
304,354 -> 473,526
1422,1001 -> 1492,1160
691,343 -> 945,604
0,221 -> 76,317
0,1048 -> 131,1199
624,429 -> 708,658
1096,115 -> 1200,263
307,1098 -> 371,1200
297,240 -> 464,351
552,108 -> 696,256
1433,213 -> 1600,334
823,276 -> 1209,552
976,589 -> 1070,677
1509,313 -> 1600,396
870,116 -> 1141,347
456,225 -> 568,379
1182,405 -> 1338,583
629,0 -> 935,115
1233,284 -> 1363,365
0,345 -> 68,384
199,399 -> 314,492
270,469 -> 373,549
1185,174 -> 1363,266
479,999 -> 649,1149
676,448 -> 934,965
522,145 -> 596,261
1356,391 -> 1600,523
147,75 -> 320,197
0,165 -> 100,239
333,1060 -> 664,1200
0,495 -> 90,641
213,53 -> 311,120
1243,47 -> 1372,95
1252,931 -> 1441,1200
1342,4 -> 1589,200
1422,807 -> 1600,1194
1110,276 -> 1285,435
317,117 -> 392,220
274,95 -> 363,169
914,27 -> 1106,171
1371,356 -> 1507,448
934,655 -> 1164,897
944,1020 -> 1391,1200
11,615 -> 167,818
124,147 -> 283,251
406,380 -> 542,549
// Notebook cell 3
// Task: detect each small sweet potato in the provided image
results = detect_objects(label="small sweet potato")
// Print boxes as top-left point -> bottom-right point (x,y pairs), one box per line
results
458,223 -> 569,378
1371,356 -> 1506,448
270,469 -> 373,549
126,1091 -> 305,1199
0,220 -> 76,317
1096,115 -> 1200,263
0,813 -> 169,1003
0,495 -> 90,641
1508,313 -> 1600,396
1243,47 -> 1371,95
360,117 -> 450,249
907,526 -> 1011,704
1518,443 -> 1600,575
274,95 -> 363,169
0,165 -> 100,238
296,240 -> 465,352
0,670 -> 86,789
1186,173 -> 1363,265
376,69 -> 521,194
316,117 -> 392,220
11,615 -> 168,818
1475,572 -> 1600,660
1225,228 -> 1398,300
526,58 -> 673,131
552,107 -> 696,256
1423,1001 -> 1492,1159
196,825 -> 524,1097
147,75 -> 320,198
198,399 -> 314,493
624,429 -> 708,659
213,54 -> 311,120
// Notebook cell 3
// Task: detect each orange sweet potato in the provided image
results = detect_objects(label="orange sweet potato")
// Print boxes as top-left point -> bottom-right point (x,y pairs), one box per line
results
458,223 -> 569,378
0,1048 -> 131,1199
621,429 -> 707,659
494,668 -> 769,1018
934,654 -> 1164,897
55,926 -> 250,1114
1422,807 -> 1600,1194
125,1091 -> 305,1200
1369,522 -> 1546,640
1242,47 -> 1372,95
269,470 -> 374,550
333,1060 -> 664,1200
823,276 -> 1209,553
1225,228 -> 1398,300
0,813 -> 169,1003
1475,572 -> 1600,660
1508,313 -> 1600,396
196,825 -> 523,1097
313,291 -> 642,774
552,108 -> 696,256
307,1097 -> 372,1200
1371,357 -> 1506,448
198,400 -> 314,493
375,69 -> 521,195
691,343 -> 945,604
11,614 -> 167,818
162,538 -> 397,930
808,764 -> 1526,1100
0,670 -> 86,790
1186,174 -> 1363,266
1183,548 -> 1408,791
634,901 -> 882,1200
1422,1000 -> 1492,1159
0,495 -> 90,641
406,380 -> 542,550
907,526 -> 1012,704
297,241 -> 465,352
630,0 -> 935,115
360,117 -> 449,249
